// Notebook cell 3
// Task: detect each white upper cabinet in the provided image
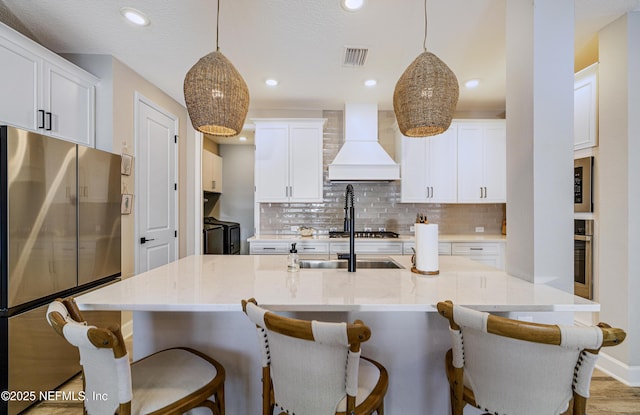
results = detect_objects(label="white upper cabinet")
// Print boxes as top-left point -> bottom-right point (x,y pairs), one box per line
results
254,118 -> 326,203
43,61 -> 96,146
399,125 -> 457,203
0,32 -> 40,131
0,23 -> 97,146
457,120 -> 506,203
574,63 -> 598,150
202,149 -> 223,193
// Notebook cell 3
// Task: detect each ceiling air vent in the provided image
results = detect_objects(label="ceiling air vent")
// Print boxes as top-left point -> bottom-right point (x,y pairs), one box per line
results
343,46 -> 368,67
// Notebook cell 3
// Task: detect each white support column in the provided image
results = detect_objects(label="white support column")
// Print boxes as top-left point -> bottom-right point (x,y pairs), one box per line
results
505,0 -> 574,293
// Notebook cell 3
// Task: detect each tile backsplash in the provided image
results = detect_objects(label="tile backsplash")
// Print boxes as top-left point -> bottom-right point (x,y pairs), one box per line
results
259,110 -> 506,236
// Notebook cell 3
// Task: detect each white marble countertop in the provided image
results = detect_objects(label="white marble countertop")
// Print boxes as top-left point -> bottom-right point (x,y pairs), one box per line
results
76,254 -> 595,313
248,234 -> 507,242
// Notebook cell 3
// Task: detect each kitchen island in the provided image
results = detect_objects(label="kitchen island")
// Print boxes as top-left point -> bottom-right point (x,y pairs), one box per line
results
76,254 -> 596,414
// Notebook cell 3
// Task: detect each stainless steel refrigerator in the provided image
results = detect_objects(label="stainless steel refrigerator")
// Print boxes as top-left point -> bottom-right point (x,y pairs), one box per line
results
1,126 -> 122,414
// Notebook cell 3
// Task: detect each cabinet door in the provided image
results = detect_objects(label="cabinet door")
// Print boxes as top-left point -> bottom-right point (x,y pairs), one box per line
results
457,125 -> 484,202
202,150 -> 215,192
400,136 -> 428,202
255,124 -> 290,202
289,124 -> 323,202
457,122 -> 506,203
202,150 -> 222,193
0,35 -> 41,130
43,61 -> 95,146
429,127 -> 458,202
212,153 -> 223,193
574,64 -> 598,150
482,125 -> 506,202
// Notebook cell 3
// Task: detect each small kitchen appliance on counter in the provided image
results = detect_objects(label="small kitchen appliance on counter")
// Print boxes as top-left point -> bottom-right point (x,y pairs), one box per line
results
204,217 -> 240,254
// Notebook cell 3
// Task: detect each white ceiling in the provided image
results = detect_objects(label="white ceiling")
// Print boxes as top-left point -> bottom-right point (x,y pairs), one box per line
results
2,0 -> 639,137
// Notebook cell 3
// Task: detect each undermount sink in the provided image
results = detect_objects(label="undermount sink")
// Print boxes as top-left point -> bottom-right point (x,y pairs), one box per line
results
299,258 -> 404,269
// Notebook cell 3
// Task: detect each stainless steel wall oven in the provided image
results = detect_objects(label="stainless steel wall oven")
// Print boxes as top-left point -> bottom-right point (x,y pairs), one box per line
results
574,219 -> 593,299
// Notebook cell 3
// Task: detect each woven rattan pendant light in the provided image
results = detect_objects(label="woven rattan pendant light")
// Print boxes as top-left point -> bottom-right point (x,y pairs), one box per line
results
184,0 -> 249,136
393,0 -> 458,137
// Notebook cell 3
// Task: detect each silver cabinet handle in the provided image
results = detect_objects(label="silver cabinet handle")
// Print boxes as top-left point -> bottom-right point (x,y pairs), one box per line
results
470,247 -> 484,251
431,186 -> 434,198
480,187 -> 483,198
212,180 -> 216,189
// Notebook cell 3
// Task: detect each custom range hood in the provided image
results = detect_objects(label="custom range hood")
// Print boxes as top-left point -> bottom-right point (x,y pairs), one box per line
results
328,103 -> 400,181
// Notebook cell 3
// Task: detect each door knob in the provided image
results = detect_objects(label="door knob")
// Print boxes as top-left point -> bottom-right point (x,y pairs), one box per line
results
140,236 -> 156,244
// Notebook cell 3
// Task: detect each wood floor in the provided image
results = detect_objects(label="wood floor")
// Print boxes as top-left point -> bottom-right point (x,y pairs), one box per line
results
21,369 -> 639,414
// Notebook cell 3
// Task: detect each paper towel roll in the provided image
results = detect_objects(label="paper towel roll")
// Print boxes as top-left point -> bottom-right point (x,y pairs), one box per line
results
415,223 -> 439,274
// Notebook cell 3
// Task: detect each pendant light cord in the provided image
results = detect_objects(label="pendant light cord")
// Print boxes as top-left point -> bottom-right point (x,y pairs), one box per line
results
216,0 -> 220,51
423,0 -> 428,52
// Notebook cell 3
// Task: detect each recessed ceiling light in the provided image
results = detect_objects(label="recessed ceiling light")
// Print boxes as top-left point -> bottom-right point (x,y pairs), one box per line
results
342,0 -> 365,12
364,79 -> 377,87
465,79 -> 480,89
120,7 -> 150,26
239,136 -> 247,142
265,79 -> 279,86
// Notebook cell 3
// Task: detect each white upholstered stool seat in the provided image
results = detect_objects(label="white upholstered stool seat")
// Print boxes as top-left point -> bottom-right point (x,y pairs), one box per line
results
46,297 -> 225,415
335,357 -> 384,412
437,300 -> 626,415
242,298 -> 388,415
130,348 -> 222,414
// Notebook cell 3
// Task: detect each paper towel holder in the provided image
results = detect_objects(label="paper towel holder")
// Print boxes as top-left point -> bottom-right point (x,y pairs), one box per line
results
411,266 -> 439,275
410,248 -> 439,275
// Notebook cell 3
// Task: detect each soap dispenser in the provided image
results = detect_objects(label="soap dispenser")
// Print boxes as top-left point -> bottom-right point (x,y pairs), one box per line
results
287,243 -> 300,272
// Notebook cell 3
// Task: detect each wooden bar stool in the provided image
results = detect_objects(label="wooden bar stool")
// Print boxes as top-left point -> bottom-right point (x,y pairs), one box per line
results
242,298 -> 388,415
46,297 -> 226,415
437,300 -> 626,415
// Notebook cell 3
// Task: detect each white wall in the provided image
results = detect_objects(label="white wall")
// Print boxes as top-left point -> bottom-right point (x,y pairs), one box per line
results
218,144 -> 255,254
598,12 -> 640,383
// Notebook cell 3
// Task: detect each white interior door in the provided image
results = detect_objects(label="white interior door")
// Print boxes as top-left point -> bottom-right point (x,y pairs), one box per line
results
135,94 -> 178,273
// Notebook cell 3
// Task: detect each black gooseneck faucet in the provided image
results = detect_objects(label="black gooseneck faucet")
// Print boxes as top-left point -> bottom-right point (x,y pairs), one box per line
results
345,184 -> 356,272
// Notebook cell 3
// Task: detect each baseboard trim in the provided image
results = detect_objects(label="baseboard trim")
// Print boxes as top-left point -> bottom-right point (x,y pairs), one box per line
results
597,351 -> 640,387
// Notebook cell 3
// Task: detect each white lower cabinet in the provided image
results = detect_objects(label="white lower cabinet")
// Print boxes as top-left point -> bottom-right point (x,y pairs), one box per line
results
329,241 -> 403,255
451,242 -> 504,270
249,242 -> 290,255
403,241 -> 452,256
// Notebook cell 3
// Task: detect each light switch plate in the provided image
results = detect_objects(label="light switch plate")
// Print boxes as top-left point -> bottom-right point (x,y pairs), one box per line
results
475,226 -> 485,233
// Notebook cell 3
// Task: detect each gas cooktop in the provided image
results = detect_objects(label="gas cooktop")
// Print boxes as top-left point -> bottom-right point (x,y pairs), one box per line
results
329,231 -> 399,239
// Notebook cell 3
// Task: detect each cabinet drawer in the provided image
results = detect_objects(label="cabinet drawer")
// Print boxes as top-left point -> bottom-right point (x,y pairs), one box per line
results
451,242 -> 500,256
250,242 -> 290,255
403,241 -> 451,255
330,241 -> 403,255
296,241 -> 329,254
